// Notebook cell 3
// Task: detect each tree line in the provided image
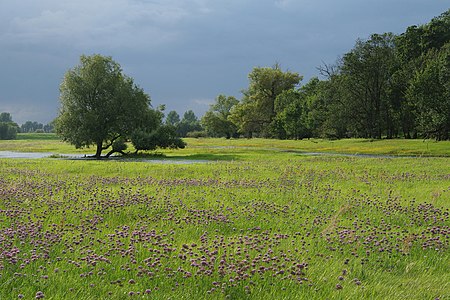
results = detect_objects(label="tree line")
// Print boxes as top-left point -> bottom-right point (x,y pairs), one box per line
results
0,112 -> 55,140
2,10 -> 448,153
201,9 -> 449,140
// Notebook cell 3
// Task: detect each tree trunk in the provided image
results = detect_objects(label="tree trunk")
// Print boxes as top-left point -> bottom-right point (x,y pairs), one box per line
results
105,150 -> 126,158
95,141 -> 103,159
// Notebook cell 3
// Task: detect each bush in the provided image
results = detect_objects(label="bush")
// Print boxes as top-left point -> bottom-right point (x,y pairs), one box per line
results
0,122 -> 19,140
131,125 -> 186,153
186,131 -> 208,138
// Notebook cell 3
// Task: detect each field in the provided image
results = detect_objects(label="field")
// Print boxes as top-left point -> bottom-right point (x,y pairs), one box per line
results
1,136 -> 450,299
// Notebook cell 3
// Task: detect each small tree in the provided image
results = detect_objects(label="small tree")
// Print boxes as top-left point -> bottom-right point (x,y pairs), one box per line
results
176,110 -> 202,137
165,111 -> 180,126
131,125 -> 185,153
0,112 -> 19,140
0,112 -> 13,123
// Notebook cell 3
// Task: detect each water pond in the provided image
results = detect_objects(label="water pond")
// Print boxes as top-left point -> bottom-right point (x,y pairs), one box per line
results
0,151 -> 209,164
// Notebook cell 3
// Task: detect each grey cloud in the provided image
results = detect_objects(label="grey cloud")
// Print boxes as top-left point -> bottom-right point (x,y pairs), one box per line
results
0,0 -> 448,124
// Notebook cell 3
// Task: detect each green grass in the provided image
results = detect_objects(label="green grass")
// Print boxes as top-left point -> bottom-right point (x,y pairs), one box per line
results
0,136 -> 449,299
183,137 -> 450,157
16,133 -> 61,140
0,133 -> 448,157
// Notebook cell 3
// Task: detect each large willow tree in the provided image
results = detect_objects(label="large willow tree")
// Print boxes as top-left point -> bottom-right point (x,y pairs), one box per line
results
55,54 -> 152,159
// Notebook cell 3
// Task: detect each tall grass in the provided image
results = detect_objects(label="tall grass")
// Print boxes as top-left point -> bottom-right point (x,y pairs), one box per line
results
0,138 -> 449,299
1,134 -> 449,157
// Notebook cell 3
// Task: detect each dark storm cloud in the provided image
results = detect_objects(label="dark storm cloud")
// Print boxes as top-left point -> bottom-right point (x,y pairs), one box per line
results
0,0 -> 448,124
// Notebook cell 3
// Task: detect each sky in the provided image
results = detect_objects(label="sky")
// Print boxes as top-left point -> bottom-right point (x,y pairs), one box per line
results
0,1 -> 448,125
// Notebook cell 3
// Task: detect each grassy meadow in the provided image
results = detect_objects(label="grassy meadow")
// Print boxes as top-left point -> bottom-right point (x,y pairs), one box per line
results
0,135 -> 449,299
0,133 -> 449,157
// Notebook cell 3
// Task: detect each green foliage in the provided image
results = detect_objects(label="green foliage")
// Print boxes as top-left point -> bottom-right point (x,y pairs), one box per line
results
176,110 -> 202,137
0,112 -> 19,140
230,64 -> 302,137
407,43 -> 450,140
21,121 -> 54,133
112,137 -> 128,152
227,10 -> 450,141
0,112 -> 13,122
270,78 -> 327,140
131,125 -> 185,153
202,95 -> 238,138
393,9 -> 450,139
55,54 -> 153,158
339,33 -> 397,139
0,122 -> 19,140
165,110 -> 180,126
186,130 -> 208,138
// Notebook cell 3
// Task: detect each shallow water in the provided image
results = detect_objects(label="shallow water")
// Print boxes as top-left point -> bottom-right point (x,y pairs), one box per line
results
285,150 -> 397,159
0,149 -> 415,162
0,151 -> 209,164
0,151 -> 53,159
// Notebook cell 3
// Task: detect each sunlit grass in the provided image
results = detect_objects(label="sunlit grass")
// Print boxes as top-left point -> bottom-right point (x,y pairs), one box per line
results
0,137 -> 449,299
0,134 -> 448,157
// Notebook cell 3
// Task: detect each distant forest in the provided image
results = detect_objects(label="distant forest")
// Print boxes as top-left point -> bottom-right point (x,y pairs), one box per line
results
0,112 -> 53,140
1,9 -> 449,141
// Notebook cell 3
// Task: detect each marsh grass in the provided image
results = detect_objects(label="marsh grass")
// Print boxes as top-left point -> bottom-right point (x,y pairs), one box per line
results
0,134 -> 449,158
0,138 -> 449,299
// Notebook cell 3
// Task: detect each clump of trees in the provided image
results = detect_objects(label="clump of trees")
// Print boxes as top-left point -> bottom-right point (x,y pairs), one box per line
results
55,54 -> 185,159
229,64 -> 302,138
39,10 -> 450,145
131,125 -> 186,153
204,9 -> 449,140
0,112 -> 19,140
21,121 -> 54,133
164,110 -> 204,138
202,95 -> 239,139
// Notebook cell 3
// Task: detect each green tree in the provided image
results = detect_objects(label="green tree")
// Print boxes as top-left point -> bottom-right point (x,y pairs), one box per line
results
271,78 -> 322,139
407,43 -> 450,140
182,110 -> 198,124
165,110 -> 180,126
230,64 -> 302,137
0,112 -> 13,123
311,75 -> 349,139
131,125 -> 185,153
339,33 -> 397,138
272,90 -> 305,139
228,101 -> 260,138
176,110 -> 202,137
55,54 -> 153,159
394,9 -> 450,139
201,95 -> 239,138
21,121 -> 44,133
0,112 -> 19,140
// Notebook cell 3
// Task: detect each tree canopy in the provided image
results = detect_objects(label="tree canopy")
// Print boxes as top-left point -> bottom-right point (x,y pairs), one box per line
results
230,64 -> 302,137
52,9 -> 449,144
220,9 -> 450,141
176,110 -> 202,137
0,112 -> 19,140
202,95 -> 238,138
55,54 -> 159,158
